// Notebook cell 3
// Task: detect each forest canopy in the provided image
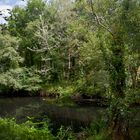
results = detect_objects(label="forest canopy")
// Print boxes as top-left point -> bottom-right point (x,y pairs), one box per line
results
0,0 -> 139,95
0,0 -> 140,139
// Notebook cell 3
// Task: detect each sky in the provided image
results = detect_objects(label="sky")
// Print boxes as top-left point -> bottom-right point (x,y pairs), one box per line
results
0,0 -> 27,7
0,0 -> 27,24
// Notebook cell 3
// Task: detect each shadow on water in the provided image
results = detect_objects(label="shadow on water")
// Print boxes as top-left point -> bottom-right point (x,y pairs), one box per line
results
0,97 -> 104,132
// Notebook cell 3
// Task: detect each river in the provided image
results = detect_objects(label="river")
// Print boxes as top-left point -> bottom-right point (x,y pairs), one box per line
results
0,97 -> 105,132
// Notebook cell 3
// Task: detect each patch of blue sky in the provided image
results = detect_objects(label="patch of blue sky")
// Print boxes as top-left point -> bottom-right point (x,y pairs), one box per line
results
0,0 -> 18,6
0,0 -> 27,24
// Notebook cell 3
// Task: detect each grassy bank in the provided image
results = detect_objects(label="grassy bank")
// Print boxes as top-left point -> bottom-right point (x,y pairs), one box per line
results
0,118 -> 110,140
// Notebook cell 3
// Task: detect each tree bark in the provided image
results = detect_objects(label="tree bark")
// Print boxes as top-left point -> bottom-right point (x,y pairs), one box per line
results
108,105 -> 130,140
108,43 -> 130,140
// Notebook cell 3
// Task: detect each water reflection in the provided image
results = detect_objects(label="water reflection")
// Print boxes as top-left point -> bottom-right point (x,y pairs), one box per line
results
0,97 -> 104,131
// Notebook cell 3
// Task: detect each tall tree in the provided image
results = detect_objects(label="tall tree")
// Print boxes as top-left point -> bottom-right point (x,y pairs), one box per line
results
75,0 -> 140,139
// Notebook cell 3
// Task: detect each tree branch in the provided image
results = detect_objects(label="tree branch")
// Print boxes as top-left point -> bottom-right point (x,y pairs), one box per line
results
27,47 -> 48,53
89,0 -> 114,36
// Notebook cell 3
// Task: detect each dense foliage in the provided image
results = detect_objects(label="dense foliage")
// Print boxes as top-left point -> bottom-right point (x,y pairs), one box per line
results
0,118 -> 110,140
0,0 -> 140,140
1,0 -> 139,96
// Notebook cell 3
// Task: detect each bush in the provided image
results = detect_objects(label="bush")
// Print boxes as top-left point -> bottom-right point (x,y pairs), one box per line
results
0,67 -> 42,93
85,120 -> 110,140
56,126 -> 76,140
0,118 -> 54,140
0,118 -> 77,140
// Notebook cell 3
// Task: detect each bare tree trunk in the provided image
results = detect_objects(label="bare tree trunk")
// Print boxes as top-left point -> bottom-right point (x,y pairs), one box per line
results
129,66 -> 138,89
67,50 -> 71,80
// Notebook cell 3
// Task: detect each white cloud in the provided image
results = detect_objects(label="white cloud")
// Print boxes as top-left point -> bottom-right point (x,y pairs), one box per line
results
0,5 -> 12,10
0,1 -> 27,24
0,5 -> 12,15
15,1 -> 27,7
0,17 -> 7,24
0,5 -> 12,24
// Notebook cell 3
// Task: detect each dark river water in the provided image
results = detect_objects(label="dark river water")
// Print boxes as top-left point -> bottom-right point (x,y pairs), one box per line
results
0,97 -> 105,132
0,97 -> 140,135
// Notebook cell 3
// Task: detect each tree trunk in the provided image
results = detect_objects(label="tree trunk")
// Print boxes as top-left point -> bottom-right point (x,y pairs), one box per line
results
108,43 -> 130,140
109,107 -> 130,140
129,66 -> 138,89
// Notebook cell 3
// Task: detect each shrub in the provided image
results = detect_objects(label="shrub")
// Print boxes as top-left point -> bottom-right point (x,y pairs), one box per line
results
56,126 -> 76,140
85,120 -> 110,140
0,118 -> 54,140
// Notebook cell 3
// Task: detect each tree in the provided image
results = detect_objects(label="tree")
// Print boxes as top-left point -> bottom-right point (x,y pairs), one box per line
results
75,0 -> 140,139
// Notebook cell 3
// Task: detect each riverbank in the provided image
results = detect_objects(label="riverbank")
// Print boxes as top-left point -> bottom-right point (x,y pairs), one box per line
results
0,117 -> 110,140
0,97 -> 140,140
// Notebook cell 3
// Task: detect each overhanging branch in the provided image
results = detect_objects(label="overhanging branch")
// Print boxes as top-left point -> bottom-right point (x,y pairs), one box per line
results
89,0 -> 114,37
27,47 -> 48,53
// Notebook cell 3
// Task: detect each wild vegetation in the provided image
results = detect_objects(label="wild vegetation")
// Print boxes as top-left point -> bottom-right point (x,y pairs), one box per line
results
0,0 -> 140,140
0,118 -> 109,140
